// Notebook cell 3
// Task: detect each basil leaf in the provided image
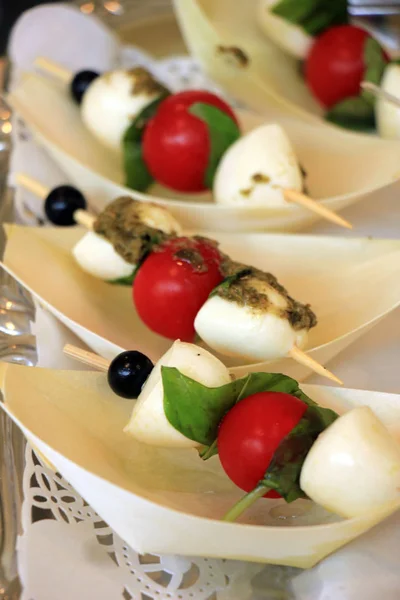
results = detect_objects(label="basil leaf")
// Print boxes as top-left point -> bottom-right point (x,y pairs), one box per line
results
161,366 -> 245,446
161,366 -> 333,452
123,93 -> 169,192
271,0 -> 347,37
262,403 -> 337,503
189,102 -> 240,189
107,270 -> 136,286
362,38 -> 388,105
325,96 -> 375,132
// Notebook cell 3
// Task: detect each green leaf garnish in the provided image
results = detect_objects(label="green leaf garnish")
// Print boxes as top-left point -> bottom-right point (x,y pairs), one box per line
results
362,37 -> 388,105
271,0 -> 347,37
161,366 -> 244,446
325,96 -> 376,132
161,367 -> 335,452
261,403 -> 337,503
189,102 -> 240,189
123,93 -> 169,192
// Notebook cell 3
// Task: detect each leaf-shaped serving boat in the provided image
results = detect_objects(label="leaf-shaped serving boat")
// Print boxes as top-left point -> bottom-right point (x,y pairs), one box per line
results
3,224 -> 400,379
1,361 -> 400,567
8,74 -> 400,232
173,0 -> 321,120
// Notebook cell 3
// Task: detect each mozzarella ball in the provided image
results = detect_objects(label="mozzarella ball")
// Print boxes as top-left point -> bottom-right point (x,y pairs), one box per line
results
214,124 -> 303,208
81,67 -> 166,151
194,280 -> 308,361
257,0 -> 313,60
376,64 -> 400,139
124,340 -> 231,447
300,406 -> 400,518
138,203 -> 182,235
72,231 -> 133,281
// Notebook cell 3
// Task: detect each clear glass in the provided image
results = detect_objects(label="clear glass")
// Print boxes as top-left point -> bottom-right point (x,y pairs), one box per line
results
0,60 -> 36,599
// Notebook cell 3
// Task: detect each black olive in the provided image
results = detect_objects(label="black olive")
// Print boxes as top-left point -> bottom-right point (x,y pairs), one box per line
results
107,351 -> 154,399
70,70 -> 99,104
44,185 -> 87,226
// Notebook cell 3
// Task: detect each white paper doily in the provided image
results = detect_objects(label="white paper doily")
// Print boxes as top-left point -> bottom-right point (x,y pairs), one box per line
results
19,444 -> 264,600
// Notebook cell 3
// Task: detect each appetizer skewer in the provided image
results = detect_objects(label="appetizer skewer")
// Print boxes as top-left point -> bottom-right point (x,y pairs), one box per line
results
63,343 -> 400,522
16,176 -> 339,382
31,58 -> 352,228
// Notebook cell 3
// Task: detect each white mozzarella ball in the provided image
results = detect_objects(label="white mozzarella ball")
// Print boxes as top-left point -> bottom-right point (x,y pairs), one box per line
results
81,68 -> 165,151
72,231 -> 133,281
124,340 -> 231,447
257,0 -> 314,60
194,282 -> 308,362
213,124 -> 303,208
376,64 -> 400,139
300,406 -> 400,518
138,203 -> 182,235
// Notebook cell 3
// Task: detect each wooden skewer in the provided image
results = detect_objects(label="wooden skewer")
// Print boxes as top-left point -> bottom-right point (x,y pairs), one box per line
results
288,346 -> 343,385
34,57 -> 72,84
16,173 -> 50,199
284,189 -> 352,230
63,344 -> 110,372
73,210 -> 96,229
64,343 -> 342,386
16,172 -> 95,230
361,81 -> 400,109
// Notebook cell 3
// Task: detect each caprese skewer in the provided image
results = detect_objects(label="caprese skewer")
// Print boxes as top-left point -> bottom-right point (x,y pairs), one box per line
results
31,58 -> 351,227
256,9 -> 398,135
64,342 -> 400,521
15,181 -> 338,381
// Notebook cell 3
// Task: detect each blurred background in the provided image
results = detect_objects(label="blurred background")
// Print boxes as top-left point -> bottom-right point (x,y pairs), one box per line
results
0,1 -> 60,53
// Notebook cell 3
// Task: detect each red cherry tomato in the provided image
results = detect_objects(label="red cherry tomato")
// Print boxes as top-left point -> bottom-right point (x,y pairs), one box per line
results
305,25 -> 389,109
218,392 -> 307,498
133,237 -> 224,341
142,90 -> 238,193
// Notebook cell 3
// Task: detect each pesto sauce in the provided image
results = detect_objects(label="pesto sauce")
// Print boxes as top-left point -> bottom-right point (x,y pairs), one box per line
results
216,261 -> 317,331
94,196 -> 171,265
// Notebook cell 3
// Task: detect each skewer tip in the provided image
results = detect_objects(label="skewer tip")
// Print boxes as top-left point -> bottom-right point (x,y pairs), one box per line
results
288,346 -> 343,385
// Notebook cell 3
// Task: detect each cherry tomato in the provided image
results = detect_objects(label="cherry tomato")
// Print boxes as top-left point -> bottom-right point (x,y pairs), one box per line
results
133,237 -> 224,341
305,25 -> 389,109
142,90 -> 238,193
218,391 -> 307,498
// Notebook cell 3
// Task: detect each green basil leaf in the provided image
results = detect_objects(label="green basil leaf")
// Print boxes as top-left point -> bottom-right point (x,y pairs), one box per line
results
271,0 -> 347,37
161,366 -> 333,452
325,96 -> 375,132
123,133 -> 153,192
362,38 -> 388,105
189,102 -> 240,189
161,366 -> 245,446
262,403 -> 337,503
123,93 -> 169,192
